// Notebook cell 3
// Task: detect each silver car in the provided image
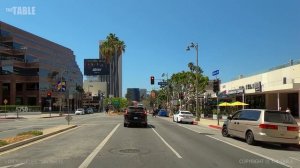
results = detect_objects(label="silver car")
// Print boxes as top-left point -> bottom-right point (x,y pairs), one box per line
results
222,109 -> 299,147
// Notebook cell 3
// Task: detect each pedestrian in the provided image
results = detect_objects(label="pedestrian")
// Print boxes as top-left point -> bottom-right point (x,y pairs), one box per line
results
286,107 -> 291,113
105,106 -> 109,114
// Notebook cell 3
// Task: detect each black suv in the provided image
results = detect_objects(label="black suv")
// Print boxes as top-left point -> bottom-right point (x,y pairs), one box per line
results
124,106 -> 148,127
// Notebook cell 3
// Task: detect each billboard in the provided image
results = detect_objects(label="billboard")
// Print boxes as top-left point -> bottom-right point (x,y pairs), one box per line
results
84,59 -> 109,76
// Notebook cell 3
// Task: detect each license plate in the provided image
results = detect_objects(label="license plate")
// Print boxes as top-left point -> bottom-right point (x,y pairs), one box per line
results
134,117 -> 138,120
278,126 -> 287,132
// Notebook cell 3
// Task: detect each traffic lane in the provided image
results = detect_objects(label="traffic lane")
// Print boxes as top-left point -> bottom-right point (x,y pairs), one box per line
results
152,118 -> 287,168
0,121 -> 120,167
173,120 -> 300,167
88,122 -> 185,168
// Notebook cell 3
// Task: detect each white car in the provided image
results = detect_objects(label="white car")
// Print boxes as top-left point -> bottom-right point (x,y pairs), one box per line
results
75,108 -> 85,115
173,110 -> 194,124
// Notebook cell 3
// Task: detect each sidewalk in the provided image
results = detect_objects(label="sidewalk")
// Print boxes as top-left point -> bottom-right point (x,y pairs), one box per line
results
195,118 -> 224,129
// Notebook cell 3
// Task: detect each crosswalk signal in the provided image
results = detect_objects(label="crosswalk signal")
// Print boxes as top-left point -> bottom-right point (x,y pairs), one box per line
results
213,79 -> 220,93
150,76 -> 155,85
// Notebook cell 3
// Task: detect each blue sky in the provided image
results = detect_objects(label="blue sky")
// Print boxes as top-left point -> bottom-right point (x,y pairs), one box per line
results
1,0 -> 300,96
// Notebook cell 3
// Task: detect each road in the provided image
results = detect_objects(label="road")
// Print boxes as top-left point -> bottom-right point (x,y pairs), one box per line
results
0,113 -> 299,168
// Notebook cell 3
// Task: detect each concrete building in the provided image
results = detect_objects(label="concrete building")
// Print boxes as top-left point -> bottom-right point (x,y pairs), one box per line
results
220,60 -> 300,117
0,21 -> 82,111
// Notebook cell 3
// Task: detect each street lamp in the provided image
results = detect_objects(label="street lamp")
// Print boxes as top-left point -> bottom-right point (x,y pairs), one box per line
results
59,70 -> 68,116
186,42 -> 200,121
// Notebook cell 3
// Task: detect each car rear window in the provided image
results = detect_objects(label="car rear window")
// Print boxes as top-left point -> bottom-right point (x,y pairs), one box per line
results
181,112 -> 192,115
264,111 -> 297,124
128,107 -> 144,113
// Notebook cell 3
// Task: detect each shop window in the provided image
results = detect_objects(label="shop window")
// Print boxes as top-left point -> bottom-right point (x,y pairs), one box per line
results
16,83 -> 23,92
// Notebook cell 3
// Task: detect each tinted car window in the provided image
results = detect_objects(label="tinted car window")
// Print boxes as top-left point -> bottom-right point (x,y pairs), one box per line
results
264,111 -> 297,124
181,112 -> 192,115
239,110 -> 261,121
128,107 -> 144,113
232,111 -> 241,120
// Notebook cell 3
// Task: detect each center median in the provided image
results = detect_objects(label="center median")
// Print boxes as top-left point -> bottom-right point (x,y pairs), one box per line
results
0,125 -> 77,153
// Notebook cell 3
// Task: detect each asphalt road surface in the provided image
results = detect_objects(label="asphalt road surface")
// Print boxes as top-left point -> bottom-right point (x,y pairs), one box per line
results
0,113 -> 299,168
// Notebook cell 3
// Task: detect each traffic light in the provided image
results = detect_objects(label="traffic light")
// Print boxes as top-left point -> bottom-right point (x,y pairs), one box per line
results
213,79 -> 220,93
47,92 -> 52,99
150,76 -> 155,85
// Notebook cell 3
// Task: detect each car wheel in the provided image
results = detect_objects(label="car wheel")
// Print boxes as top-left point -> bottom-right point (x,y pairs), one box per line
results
124,123 -> 127,127
144,124 -> 148,128
245,131 -> 255,145
222,127 -> 229,137
176,118 -> 179,123
280,144 -> 291,148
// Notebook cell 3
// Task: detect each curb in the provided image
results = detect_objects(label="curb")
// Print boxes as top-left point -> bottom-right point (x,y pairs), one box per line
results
208,125 -> 222,130
0,125 -> 77,153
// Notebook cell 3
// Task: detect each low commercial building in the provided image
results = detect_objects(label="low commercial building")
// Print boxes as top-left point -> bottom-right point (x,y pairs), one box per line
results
220,60 -> 300,117
0,21 -> 82,111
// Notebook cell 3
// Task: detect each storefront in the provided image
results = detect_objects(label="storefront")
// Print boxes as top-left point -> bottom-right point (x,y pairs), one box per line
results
220,61 -> 300,118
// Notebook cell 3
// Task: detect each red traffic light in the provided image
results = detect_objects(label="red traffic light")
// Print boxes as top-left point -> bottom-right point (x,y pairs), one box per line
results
150,76 -> 155,85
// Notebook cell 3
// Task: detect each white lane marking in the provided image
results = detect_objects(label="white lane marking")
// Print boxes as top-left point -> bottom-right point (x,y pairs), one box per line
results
289,157 -> 300,162
151,126 -> 182,159
177,124 -> 204,134
206,135 -> 292,168
79,123 -> 120,168
0,163 -> 25,168
0,126 -> 79,156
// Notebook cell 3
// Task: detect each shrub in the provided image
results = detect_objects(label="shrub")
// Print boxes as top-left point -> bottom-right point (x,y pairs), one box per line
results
17,130 -> 43,136
0,140 -> 8,147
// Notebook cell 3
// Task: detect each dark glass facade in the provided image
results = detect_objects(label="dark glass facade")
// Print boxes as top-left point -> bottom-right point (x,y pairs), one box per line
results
0,21 -> 83,111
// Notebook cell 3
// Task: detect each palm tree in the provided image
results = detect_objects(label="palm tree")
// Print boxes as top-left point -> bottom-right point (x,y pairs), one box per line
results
100,33 -> 126,97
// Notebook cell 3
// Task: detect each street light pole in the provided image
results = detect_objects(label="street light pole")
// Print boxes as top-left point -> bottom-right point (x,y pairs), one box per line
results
59,70 -> 67,116
187,42 -> 200,121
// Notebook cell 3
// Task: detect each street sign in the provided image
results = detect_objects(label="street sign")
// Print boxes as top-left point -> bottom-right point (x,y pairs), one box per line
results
158,81 -> 168,86
112,100 -> 120,108
212,70 -> 219,76
4,99 -> 8,105
65,115 -> 73,125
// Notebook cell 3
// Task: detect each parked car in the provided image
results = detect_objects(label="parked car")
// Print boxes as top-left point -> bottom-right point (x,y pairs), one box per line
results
158,109 -> 168,117
86,108 -> 94,114
222,109 -> 299,147
124,106 -> 147,127
173,110 -> 194,124
75,108 -> 85,115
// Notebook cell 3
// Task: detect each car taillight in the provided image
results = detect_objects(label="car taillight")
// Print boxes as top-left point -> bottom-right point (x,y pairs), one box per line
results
144,111 -> 147,115
287,126 -> 299,131
259,124 -> 278,130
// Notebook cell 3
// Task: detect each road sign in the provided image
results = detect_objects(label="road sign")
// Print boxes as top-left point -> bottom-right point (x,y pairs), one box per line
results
65,115 -> 73,121
158,81 -> 168,86
65,115 -> 73,125
212,70 -> 219,76
4,99 -> 8,105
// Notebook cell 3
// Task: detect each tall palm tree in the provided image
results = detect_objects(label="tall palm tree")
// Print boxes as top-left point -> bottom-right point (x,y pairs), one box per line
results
100,33 -> 126,97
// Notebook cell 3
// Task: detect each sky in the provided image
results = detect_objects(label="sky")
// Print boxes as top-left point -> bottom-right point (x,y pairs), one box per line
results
1,0 -> 300,96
